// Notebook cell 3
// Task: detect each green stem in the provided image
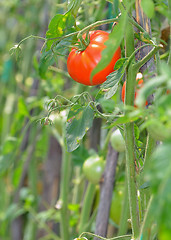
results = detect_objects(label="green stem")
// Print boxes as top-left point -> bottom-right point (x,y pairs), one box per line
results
79,232 -> 132,240
29,208 -> 60,240
59,141 -> 71,240
77,17 -> 120,38
128,16 -> 150,38
139,133 -> 156,220
133,44 -> 162,71
17,34 -> 46,47
124,15 -> 140,239
138,196 -> 154,240
128,43 -> 156,67
78,182 -> 96,234
144,133 -> 156,169
48,66 -> 71,79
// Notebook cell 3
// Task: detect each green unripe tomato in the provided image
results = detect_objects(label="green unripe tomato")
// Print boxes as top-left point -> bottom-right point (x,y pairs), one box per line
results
83,155 -> 105,184
110,184 -> 124,225
110,129 -> 125,152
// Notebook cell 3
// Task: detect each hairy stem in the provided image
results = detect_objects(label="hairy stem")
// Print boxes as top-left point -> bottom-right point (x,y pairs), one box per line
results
59,141 -> 71,240
80,232 -> 132,240
124,14 -> 140,238
79,183 -> 96,234
133,45 -> 162,71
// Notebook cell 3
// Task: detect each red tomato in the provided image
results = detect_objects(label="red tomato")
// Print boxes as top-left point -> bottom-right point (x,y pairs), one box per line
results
121,73 -> 148,106
67,30 -> 121,86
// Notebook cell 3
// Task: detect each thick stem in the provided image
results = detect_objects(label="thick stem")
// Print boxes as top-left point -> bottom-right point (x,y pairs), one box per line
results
59,142 -> 71,240
79,183 -> 96,234
124,16 -> 140,239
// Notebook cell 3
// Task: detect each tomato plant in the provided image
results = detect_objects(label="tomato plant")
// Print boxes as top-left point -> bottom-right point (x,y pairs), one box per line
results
110,129 -> 125,152
83,155 -> 105,184
121,73 -> 148,107
67,30 -> 121,86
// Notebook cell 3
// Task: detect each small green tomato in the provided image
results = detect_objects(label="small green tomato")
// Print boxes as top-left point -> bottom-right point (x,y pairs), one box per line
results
83,155 -> 105,184
110,129 -> 125,152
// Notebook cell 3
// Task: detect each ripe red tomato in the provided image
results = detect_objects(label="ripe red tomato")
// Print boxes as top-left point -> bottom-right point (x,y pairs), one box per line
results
121,73 -> 148,107
67,30 -> 121,86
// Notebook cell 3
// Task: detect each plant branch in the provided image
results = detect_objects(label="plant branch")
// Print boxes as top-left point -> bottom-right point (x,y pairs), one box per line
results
138,196 -> 154,240
133,44 -> 162,71
78,183 -> 96,234
77,17 -> 120,38
128,16 -> 150,38
17,35 -> 47,47
59,140 -> 71,239
79,232 -> 132,240
124,14 -> 140,238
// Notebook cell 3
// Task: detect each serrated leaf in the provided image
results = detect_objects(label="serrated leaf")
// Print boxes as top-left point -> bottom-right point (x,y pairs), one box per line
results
101,66 -> 124,99
141,0 -> 155,18
114,58 -> 128,70
91,9 -> 127,80
66,104 -> 94,152
46,12 -> 75,51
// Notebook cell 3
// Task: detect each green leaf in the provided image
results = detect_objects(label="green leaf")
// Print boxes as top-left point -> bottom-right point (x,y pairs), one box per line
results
39,49 -> 55,78
100,66 -> 124,99
71,145 -> 89,166
114,58 -> 128,70
66,104 -> 94,152
141,0 -> 155,18
91,9 -> 127,80
46,12 -> 75,51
